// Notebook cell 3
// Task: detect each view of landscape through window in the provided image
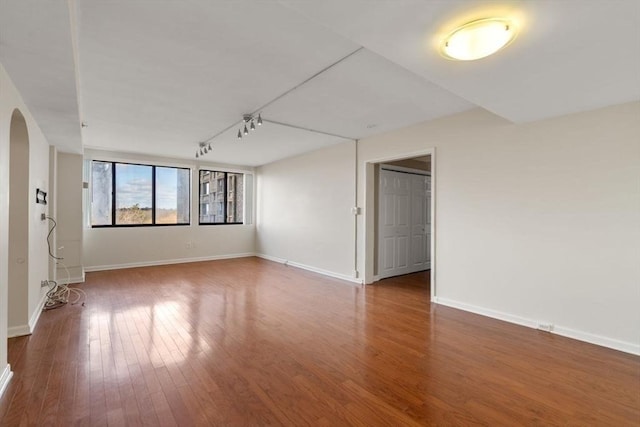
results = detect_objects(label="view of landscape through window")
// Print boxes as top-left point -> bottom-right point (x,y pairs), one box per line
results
91,161 -> 190,226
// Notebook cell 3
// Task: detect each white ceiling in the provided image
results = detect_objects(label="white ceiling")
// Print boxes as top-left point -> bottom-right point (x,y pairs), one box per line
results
0,0 -> 81,154
1,0 -> 639,166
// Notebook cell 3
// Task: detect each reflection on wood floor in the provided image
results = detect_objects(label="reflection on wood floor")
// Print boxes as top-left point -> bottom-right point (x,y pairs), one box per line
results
1,257 -> 638,425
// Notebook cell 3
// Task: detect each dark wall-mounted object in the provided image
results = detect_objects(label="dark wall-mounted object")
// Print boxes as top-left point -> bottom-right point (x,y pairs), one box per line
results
36,188 -> 47,205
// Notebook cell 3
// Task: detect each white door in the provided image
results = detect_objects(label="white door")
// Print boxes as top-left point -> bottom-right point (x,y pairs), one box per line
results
379,170 -> 411,278
410,174 -> 428,271
378,169 -> 430,279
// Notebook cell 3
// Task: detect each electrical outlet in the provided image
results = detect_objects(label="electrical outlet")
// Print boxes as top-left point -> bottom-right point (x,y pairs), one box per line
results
41,213 -> 46,221
41,280 -> 49,287
537,323 -> 554,332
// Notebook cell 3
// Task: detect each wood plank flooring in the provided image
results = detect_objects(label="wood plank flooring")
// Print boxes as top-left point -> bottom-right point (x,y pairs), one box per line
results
1,257 -> 638,426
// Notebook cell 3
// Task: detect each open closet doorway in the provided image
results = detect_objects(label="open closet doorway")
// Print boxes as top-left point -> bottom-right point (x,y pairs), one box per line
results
377,157 -> 431,279
369,153 -> 433,295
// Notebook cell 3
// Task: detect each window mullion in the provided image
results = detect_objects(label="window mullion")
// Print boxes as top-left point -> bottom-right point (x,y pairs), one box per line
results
223,172 -> 228,223
111,162 -> 116,226
151,166 -> 156,225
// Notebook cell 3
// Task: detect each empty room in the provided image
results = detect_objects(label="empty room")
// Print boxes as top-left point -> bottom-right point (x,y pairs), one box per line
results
0,0 -> 639,425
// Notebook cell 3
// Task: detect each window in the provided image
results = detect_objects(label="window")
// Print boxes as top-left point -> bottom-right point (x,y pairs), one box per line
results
91,161 -> 112,226
199,170 -> 244,224
115,163 -> 152,225
91,161 -> 190,227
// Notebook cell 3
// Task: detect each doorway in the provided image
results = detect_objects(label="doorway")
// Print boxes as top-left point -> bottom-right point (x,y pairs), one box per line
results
8,109 -> 30,336
363,149 -> 435,299
377,164 -> 430,279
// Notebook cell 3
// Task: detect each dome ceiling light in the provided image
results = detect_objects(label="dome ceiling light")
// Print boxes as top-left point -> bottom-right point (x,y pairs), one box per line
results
441,18 -> 516,61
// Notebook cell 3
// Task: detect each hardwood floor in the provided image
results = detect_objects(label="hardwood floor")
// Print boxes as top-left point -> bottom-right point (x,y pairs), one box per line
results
1,257 -> 638,426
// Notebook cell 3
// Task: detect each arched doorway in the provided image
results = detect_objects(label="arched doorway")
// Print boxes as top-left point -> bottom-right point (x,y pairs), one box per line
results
8,109 -> 30,336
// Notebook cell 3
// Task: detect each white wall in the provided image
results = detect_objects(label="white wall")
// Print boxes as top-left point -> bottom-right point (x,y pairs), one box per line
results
254,101 -> 639,354
357,102 -> 640,354
82,150 -> 256,270
27,117 -> 50,332
0,63 -> 51,395
48,147 -> 58,281
55,152 -> 84,283
256,141 -> 357,281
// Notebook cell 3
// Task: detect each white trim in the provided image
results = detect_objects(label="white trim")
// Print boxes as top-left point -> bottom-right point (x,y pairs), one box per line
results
256,253 -> 363,285
429,148 -> 436,301
8,324 -> 30,338
434,297 -> 537,328
0,364 -> 13,399
552,326 -> 640,356
434,297 -> 640,356
84,252 -> 255,272
28,290 -> 48,334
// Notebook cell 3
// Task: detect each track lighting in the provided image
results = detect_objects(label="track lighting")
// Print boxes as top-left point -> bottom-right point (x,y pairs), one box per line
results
237,113 -> 264,141
196,141 -> 210,159
193,48 -> 362,159
194,113 -> 265,157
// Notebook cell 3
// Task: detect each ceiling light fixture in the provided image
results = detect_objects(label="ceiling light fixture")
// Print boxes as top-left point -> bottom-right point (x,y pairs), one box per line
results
237,113 -> 262,141
441,18 -> 516,61
193,48 -> 363,158
195,141 -> 210,159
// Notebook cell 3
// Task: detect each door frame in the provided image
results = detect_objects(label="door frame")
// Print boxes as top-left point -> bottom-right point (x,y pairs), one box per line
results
363,148 -> 436,301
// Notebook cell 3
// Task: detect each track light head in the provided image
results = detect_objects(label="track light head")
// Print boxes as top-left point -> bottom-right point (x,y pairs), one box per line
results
207,143 -> 212,151
237,129 -> 242,139
257,114 -> 262,126
244,125 -> 249,135
250,120 -> 255,131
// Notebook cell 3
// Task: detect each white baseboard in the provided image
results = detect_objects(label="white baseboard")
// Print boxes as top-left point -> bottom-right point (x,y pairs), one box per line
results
8,290 -> 49,338
84,252 -> 256,272
29,290 -> 48,334
7,324 -> 30,338
0,364 -> 13,399
551,325 -> 640,356
434,297 -> 639,356
256,253 -> 363,285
